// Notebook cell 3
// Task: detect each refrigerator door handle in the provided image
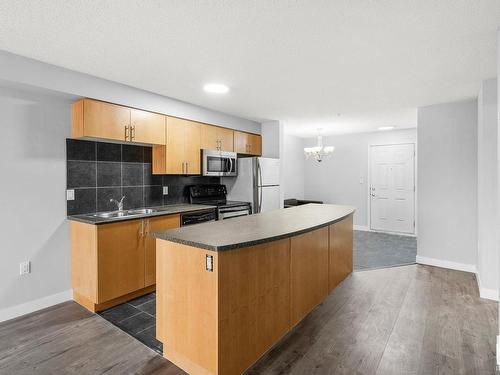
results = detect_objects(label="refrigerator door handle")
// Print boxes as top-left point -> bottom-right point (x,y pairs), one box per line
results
257,159 -> 263,212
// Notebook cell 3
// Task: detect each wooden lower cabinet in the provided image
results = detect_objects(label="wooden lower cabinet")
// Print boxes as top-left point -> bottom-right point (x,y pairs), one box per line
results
144,215 -> 180,287
97,220 -> 145,303
290,227 -> 329,326
329,215 -> 354,291
71,214 -> 180,312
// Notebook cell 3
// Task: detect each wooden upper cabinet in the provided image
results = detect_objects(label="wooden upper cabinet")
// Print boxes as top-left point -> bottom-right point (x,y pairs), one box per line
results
183,119 -> 201,174
201,124 -> 234,152
72,99 -> 165,145
154,116 -> 201,175
234,131 -> 262,156
130,109 -> 165,144
73,99 -> 131,142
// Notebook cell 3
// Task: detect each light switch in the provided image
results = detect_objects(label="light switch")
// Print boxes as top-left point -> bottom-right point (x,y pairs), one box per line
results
66,189 -> 75,201
20,261 -> 31,275
163,186 -> 169,195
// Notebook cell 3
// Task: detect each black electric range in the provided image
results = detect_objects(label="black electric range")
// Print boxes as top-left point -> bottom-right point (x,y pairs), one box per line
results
188,184 -> 252,220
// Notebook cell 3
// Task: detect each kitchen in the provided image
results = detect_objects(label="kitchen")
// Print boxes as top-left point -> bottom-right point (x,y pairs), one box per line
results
66,98 -> 354,374
0,2 -> 498,375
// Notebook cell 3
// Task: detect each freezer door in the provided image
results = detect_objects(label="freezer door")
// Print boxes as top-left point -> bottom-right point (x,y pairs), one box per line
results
257,185 -> 281,213
257,158 -> 280,186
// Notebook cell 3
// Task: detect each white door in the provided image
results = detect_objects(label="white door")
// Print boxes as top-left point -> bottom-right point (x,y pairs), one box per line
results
370,144 -> 415,234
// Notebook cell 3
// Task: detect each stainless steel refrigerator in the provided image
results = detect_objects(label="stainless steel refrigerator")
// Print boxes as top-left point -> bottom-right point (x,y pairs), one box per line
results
222,157 -> 281,213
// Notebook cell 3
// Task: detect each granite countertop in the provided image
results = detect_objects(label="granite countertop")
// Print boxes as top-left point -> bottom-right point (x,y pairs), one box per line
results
67,204 -> 216,224
152,203 -> 355,251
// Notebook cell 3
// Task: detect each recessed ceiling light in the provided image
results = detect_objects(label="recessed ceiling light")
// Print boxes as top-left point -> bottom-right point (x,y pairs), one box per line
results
203,83 -> 229,94
378,126 -> 395,131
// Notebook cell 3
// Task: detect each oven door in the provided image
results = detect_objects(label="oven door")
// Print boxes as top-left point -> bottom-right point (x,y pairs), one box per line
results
203,150 -> 237,176
218,206 -> 251,220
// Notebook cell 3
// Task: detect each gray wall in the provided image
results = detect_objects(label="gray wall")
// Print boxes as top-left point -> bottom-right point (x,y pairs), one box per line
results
417,99 -> 478,269
283,134 -> 305,200
0,86 -> 72,319
0,52 -> 262,320
0,50 -> 261,134
477,78 -> 498,298
303,129 -> 417,227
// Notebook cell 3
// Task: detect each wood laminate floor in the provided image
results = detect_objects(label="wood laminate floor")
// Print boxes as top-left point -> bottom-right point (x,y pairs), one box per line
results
0,265 -> 496,375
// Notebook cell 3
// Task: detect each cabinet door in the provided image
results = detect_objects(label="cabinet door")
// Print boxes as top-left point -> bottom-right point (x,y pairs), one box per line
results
234,131 -> 250,154
166,117 -> 186,174
145,214 -> 180,287
217,127 -> 234,152
83,99 -> 130,141
248,134 -> 262,156
96,220 -> 145,303
184,120 -> 201,175
201,124 -> 219,150
329,215 -> 353,292
131,109 -> 165,144
290,227 -> 329,326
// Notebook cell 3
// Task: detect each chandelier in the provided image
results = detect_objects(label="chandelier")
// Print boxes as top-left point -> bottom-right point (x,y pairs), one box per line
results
304,130 -> 334,162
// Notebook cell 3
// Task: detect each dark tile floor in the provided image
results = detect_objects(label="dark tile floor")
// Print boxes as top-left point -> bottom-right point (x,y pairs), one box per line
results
353,230 -> 417,271
98,293 -> 162,354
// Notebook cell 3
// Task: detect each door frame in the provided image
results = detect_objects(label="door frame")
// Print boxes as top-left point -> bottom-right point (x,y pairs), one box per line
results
367,142 -> 417,236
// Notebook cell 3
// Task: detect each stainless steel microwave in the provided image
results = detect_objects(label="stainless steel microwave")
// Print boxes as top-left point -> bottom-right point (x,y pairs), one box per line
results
202,149 -> 237,176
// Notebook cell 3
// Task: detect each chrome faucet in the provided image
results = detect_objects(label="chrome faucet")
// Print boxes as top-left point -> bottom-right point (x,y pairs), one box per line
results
110,196 -> 126,211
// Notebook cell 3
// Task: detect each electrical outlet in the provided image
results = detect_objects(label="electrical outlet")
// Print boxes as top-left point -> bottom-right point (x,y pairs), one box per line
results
19,261 -> 31,275
163,186 -> 169,195
359,177 -> 364,184
66,189 -> 75,201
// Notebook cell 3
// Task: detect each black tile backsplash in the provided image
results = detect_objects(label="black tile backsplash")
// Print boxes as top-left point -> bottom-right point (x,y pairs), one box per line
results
97,142 -> 121,162
66,139 -> 220,215
97,162 -> 121,187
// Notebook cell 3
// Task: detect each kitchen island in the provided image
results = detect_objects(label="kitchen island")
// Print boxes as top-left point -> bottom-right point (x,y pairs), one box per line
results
153,204 -> 355,375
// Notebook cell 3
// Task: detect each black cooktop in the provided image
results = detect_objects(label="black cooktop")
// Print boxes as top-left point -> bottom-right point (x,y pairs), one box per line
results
188,184 -> 250,209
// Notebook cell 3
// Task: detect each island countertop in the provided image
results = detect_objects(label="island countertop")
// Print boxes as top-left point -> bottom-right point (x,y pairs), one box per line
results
152,203 -> 355,251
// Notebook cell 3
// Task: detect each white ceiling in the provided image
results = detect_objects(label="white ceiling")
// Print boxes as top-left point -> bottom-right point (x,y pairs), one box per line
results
0,1 -> 498,137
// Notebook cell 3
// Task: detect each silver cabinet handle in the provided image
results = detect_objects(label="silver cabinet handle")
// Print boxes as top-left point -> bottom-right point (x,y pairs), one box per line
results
186,162 -> 188,174
130,125 -> 135,141
125,125 -> 129,141
182,162 -> 185,174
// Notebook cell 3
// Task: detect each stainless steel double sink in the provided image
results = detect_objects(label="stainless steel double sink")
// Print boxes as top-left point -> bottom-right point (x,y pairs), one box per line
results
91,208 -> 158,219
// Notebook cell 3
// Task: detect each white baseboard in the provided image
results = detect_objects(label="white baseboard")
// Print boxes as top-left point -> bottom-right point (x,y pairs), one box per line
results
354,225 -> 416,237
416,255 -> 477,273
353,225 -> 370,231
0,289 -> 72,323
476,272 -> 499,301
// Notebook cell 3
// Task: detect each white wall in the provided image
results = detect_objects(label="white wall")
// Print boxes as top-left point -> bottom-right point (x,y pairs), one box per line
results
477,78 -> 498,300
283,134 -> 305,200
0,86 -> 73,321
302,129 -> 416,227
417,99 -> 478,271
0,50 -> 261,134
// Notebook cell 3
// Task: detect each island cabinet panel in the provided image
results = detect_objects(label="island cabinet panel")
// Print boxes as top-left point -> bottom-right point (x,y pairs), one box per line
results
290,227 -> 329,326
217,239 -> 291,375
329,215 -> 354,292
144,214 -> 180,287
130,109 -> 165,144
96,220 -> 145,303
156,240 -> 218,375
72,98 -> 131,142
